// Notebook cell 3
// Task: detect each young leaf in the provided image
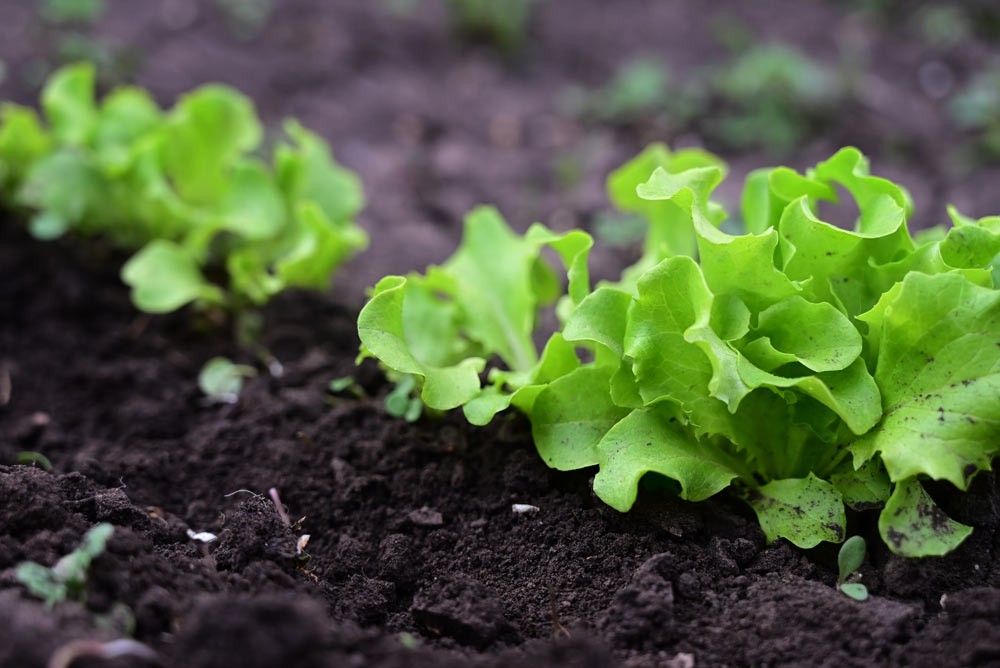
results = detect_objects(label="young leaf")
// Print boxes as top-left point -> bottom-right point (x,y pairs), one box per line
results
747,296 -> 862,373
878,477 -> 972,557
41,62 -> 98,146
607,143 -> 727,264
747,473 -> 846,548
0,105 -> 53,188
439,207 -> 564,371
837,535 -> 866,583
162,85 -> 262,205
358,275 -> 485,411
276,120 -> 365,225
198,357 -> 256,404
121,240 -> 223,313
839,583 -> 869,601
274,201 -> 368,290
829,458 -> 892,510
592,407 -> 739,510
93,86 -> 161,173
530,365 -> 629,471
623,255 -> 718,408
17,150 -> 105,239
217,159 -> 286,240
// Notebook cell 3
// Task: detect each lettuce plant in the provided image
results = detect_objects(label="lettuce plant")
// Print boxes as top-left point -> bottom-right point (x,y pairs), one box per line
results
0,63 -> 366,315
358,145 -> 1000,557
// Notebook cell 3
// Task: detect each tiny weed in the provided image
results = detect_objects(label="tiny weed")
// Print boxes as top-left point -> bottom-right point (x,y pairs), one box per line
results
16,451 -> 53,470
198,357 -> 257,404
385,374 -> 424,422
837,535 -> 869,601
16,523 -> 114,606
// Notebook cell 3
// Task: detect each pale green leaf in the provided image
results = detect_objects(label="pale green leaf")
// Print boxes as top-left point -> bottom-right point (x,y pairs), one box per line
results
274,201 -> 368,290
276,119 -> 364,224
750,296 -> 862,373
839,583 -> 869,601
357,275 -> 485,410
829,458 -> 891,510
218,159 -> 286,240
94,87 -> 161,174
0,105 -> 53,187
748,473 -> 846,548
837,535 -> 866,582
593,407 -> 738,510
530,365 -> 628,470
42,62 -> 97,145
851,272 -> 1000,487
878,477 -> 972,557
608,143 -> 727,262
121,240 -> 222,313
198,356 -> 256,403
162,85 -> 261,205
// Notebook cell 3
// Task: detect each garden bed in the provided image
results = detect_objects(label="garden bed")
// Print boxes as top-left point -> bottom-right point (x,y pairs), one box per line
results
1,1 -> 999,667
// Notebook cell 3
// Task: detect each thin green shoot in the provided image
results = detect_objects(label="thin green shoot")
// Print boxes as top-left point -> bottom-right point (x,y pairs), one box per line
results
16,523 -> 114,606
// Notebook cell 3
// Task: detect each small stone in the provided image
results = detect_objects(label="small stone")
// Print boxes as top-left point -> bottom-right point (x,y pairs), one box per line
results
407,506 -> 444,528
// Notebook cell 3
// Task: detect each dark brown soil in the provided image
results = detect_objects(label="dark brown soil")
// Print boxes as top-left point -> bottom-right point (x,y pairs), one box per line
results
2,1 -> 999,667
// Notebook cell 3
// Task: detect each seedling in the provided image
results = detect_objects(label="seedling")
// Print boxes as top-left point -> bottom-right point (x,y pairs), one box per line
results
837,535 -> 869,601
16,523 -> 113,606
198,357 -> 257,404
385,374 -> 424,422
16,451 -> 53,470
358,145 -> 1000,558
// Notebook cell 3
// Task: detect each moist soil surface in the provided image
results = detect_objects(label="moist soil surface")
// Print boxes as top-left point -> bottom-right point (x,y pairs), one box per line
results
2,1 -> 1000,667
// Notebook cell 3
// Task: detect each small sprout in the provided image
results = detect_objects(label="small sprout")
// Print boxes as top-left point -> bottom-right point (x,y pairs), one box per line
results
385,374 -> 423,422
17,451 -> 53,470
16,523 -> 114,606
511,503 -> 540,514
329,376 -> 355,392
198,356 -> 256,404
836,535 -> 869,601
329,375 -> 365,399
186,529 -> 218,543
296,534 -> 310,556
398,631 -> 420,650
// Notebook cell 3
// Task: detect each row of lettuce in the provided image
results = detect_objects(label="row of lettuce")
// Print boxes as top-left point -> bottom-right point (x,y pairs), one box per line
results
358,146 -> 1000,558
2,65 -> 998,559
0,63 -> 366,314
